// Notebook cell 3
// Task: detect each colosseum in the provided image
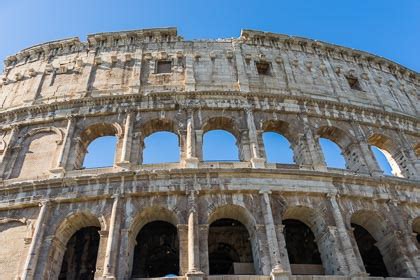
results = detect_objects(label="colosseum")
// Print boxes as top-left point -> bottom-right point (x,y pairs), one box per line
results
0,27 -> 418,280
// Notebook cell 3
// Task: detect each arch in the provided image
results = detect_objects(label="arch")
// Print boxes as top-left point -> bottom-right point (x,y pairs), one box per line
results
317,126 -> 353,169
142,131 -> 180,164
75,122 -> 122,169
131,221 -> 179,278
261,121 -> 295,164
283,219 -> 323,275
208,219 -> 255,275
282,205 -> 331,274
368,133 -> 404,177
350,210 -> 390,276
83,136 -> 118,168
412,217 -> 420,245
10,128 -> 63,179
202,117 -> 241,140
207,205 -> 260,275
319,138 -> 347,169
140,118 -> 179,138
58,226 -> 100,280
202,117 -> 242,161
203,130 -> 239,161
128,207 -> 180,277
45,211 -> 103,279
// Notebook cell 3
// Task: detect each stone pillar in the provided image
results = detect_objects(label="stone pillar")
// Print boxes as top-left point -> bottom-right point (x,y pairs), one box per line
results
185,54 -> 196,92
21,200 -> 51,280
198,224 -> 209,274
178,224 -> 189,276
102,195 -> 123,279
184,111 -> 199,168
128,48 -> 143,93
246,109 -> 265,168
195,130 -> 204,162
186,211 -> 204,280
51,116 -> 76,174
23,63 -> 46,104
0,124 -> 19,178
259,191 -> 290,280
118,112 -> 134,167
298,116 -> 327,171
326,194 -> 366,276
81,50 -> 97,96
233,42 -> 250,93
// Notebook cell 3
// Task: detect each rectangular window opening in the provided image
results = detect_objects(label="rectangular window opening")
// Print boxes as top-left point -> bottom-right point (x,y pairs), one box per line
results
346,76 -> 363,91
256,61 -> 271,75
156,60 -> 172,74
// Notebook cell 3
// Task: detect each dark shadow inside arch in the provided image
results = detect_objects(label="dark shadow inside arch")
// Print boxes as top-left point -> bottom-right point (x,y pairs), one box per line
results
351,223 -> 389,277
208,219 -> 255,275
58,226 -> 100,280
131,221 -> 179,278
283,219 -> 324,275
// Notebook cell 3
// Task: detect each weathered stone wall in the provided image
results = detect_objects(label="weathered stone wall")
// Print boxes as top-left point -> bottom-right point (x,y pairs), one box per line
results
0,28 -> 418,280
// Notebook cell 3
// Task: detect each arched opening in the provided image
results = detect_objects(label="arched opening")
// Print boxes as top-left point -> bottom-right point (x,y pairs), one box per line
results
142,131 -> 180,164
131,221 -> 179,278
76,123 -> 122,169
83,136 -> 117,168
208,219 -> 255,275
283,219 -> 324,275
58,226 -> 100,280
351,223 -> 388,277
368,134 -> 403,177
319,138 -> 346,169
262,132 -> 294,164
370,145 -> 401,177
203,130 -> 239,161
412,217 -> 420,245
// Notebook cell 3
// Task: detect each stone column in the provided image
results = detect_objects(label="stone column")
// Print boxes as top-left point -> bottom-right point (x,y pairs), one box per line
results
21,200 -> 51,280
185,54 -> 196,92
326,193 -> 366,276
184,111 -> 199,168
102,195 -> 123,279
51,116 -> 76,174
178,224 -> 189,276
233,42 -> 250,93
0,124 -> 19,178
259,191 -> 290,280
198,224 -> 209,274
118,112 -> 134,167
195,130 -> 204,162
298,116 -> 327,171
246,108 -> 265,168
186,212 -> 205,280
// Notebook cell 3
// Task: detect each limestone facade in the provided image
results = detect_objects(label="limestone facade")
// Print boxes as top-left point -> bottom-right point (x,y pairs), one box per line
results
0,28 -> 418,280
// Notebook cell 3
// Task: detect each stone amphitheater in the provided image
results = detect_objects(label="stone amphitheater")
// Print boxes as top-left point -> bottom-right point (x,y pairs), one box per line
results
0,27 -> 418,280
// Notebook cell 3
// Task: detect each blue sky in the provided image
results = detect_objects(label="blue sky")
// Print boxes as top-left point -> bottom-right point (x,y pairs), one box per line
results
2,0 -> 405,174
1,0 -> 419,72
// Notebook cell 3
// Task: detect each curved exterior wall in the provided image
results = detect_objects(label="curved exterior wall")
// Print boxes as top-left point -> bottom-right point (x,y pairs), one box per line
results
0,28 -> 418,280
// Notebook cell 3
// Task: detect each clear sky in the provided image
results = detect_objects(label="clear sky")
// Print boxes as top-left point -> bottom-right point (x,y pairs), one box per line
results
0,0 -> 419,72
2,0 -> 404,175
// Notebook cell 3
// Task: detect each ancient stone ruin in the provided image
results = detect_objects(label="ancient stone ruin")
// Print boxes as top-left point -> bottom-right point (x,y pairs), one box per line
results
0,28 -> 418,280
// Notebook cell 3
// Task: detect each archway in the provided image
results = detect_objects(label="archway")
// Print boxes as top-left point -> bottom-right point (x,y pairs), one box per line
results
58,226 -> 100,280
131,221 -> 179,278
83,136 -> 117,168
203,130 -> 239,161
368,134 -> 404,177
412,217 -> 420,245
283,219 -> 324,275
142,131 -> 180,164
208,219 -> 255,275
262,132 -> 294,164
351,223 -> 388,277
319,138 -> 346,169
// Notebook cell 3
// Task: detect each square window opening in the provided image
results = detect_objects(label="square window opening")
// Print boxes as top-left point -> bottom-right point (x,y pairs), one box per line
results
156,60 -> 172,74
346,76 -> 363,91
256,61 -> 271,75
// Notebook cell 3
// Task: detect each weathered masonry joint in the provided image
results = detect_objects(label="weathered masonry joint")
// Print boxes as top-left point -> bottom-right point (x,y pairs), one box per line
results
0,28 -> 419,280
